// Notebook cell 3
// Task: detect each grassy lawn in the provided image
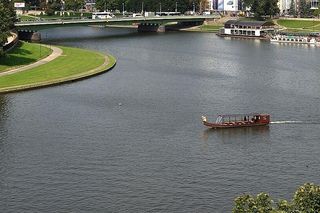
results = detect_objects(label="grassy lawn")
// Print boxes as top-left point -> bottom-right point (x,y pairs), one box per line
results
277,19 -> 320,29
0,46 -> 116,91
18,15 -> 39,21
199,24 -> 223,32
0,42 -> 52,72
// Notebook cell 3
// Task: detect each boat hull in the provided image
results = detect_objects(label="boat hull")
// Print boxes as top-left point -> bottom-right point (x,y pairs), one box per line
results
202,121 -> 269,129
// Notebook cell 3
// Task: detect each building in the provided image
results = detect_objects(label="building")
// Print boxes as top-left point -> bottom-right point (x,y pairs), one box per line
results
209,0 -> 239,11
311,0 -> 319,9
278,0 -> 291,14
210,0 -> 318,14
219,20 -> 275,38
278,0 -> 319,14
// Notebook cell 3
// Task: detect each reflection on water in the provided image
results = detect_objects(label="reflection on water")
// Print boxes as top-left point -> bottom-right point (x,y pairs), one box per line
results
202,126 -> 270,143
0,95 -> 8,137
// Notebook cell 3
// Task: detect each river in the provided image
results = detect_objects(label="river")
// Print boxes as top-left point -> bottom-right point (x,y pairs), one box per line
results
0,26 -> 320,212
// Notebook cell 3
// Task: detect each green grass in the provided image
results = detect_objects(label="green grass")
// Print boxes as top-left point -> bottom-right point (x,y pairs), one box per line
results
0,46 -> 116,91
277,19 -> 320,29
199,24 -> 223,32
0,42 -> 52,72
18,15 -> 39,21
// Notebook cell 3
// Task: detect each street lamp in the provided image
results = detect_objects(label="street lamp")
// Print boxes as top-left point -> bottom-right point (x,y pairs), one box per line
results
175,1 -> 177,12
193,1 -> 195,14
142,2 -> 144,13
160,2 -> 162,14
122,2 -> 125,16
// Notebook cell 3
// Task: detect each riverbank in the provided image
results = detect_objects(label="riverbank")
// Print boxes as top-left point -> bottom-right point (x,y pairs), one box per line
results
276,18 -> 320,33
0,42 -> 116,93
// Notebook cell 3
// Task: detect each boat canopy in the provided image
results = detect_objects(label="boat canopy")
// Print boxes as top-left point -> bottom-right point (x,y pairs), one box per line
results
217,113 -> 268,118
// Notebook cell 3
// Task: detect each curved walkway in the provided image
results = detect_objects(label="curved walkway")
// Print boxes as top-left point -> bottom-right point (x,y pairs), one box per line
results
0,51 -> 116,93
0,45 -> 63,77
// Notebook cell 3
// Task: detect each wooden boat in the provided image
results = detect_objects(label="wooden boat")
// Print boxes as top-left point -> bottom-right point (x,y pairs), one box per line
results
201,113 -> 270,129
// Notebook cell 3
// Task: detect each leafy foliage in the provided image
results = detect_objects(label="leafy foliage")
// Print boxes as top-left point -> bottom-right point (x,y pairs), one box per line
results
289,0 -> 296,16
292,183 -> 320,212
64,0 -> 85,11
0,0 -> 15,56
45,0 -> 62,16
313,7 -> 320,18
232,183 -> 320,213
241,0 -> 279,19
299,0 -> 311,17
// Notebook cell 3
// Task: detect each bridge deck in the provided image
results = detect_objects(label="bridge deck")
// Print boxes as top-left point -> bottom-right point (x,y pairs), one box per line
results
15,15 -> 219,27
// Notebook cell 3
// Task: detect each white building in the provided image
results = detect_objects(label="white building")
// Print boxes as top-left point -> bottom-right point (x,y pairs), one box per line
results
220,20 -> 275,37
278,0 -> 319,14
278,0 -> 292,14
218,0 -> 239,11
208,0 -> 214,10
310,0 -> 319,9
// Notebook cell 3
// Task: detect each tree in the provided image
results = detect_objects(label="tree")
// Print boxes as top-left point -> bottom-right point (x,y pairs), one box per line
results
251,0 -> 264,19
232,193 -> 275,213
232,183 -> 320,213
95,0 -> 119,12
289,0 -> 296,16
313,7 -> 320,18
292,183 -> 320,212
64,0 -> 85,11
94,0 -> 205,14
264,0 -> 280,18
300,0 -> 311,17
45,0 -> 62,15
241,0 -> 279,19
0,0 -> 15,56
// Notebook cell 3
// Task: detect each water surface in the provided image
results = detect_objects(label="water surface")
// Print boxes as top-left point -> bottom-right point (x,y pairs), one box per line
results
0,27 -> 320,212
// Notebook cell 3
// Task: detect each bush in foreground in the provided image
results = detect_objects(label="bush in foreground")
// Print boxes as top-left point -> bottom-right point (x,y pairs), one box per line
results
233,183 -> 320,213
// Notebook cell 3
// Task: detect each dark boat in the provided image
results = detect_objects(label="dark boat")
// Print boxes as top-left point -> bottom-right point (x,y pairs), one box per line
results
201,113 -> 270,129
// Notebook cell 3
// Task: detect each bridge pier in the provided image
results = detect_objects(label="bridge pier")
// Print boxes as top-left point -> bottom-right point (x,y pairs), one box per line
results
138,23 -> 165,33
17,30 -> 41,42
178,21 -> 204,27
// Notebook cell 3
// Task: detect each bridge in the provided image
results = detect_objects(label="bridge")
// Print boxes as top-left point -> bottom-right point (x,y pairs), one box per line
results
15,15 -> 219,32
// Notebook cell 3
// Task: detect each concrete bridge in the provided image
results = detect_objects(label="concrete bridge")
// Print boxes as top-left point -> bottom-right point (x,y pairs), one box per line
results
15,15 -> 219,32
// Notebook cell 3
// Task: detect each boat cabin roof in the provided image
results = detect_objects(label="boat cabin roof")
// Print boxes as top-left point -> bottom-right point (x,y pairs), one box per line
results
224,20 -> 274,27
217,113 -> 269,118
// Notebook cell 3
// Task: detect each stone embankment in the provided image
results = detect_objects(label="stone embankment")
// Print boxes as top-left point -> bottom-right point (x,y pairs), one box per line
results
3,32 -> 19,52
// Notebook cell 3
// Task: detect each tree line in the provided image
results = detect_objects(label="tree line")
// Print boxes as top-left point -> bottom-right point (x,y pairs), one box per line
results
21,0 -> 209,14
288,0 -> 315,18
241,0 -> 279,19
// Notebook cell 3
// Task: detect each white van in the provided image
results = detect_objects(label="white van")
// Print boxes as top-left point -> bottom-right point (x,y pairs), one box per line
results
133,13 -> 143,17
92,12 -> 115,19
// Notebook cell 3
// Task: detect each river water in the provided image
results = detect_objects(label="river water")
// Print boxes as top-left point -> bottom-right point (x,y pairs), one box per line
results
0,26 -> 320,212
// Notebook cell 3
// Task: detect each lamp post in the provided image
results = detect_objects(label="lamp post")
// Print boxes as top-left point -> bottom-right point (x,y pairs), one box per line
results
122,2 -> 125,16
175,1 -> 177,12
142,2 -> 144,13
160,2 -> 162,15
193,1 -> 195,14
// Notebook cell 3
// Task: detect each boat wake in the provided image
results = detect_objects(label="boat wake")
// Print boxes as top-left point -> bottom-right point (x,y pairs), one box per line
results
271,121 -> 303,124
271,121 -> 320,124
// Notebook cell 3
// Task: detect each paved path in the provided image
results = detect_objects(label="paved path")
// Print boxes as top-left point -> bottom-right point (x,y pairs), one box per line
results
0,45 -> 63,77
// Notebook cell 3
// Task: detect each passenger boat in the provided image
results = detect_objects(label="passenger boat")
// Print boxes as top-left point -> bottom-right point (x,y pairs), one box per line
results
270,35 -> 318,45
201,113 -> 270,129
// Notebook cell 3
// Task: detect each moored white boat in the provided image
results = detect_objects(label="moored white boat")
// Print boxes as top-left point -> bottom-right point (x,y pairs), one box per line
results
270,35 -> 317,45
